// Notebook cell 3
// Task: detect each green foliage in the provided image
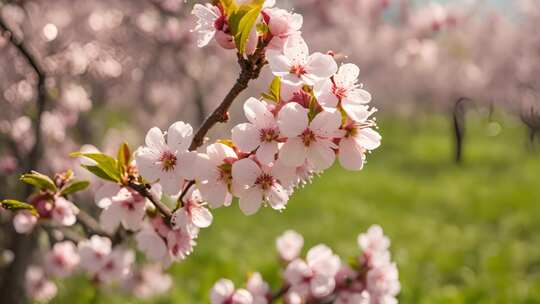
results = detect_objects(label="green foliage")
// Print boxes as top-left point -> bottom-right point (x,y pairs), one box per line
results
60,180 -> 90,196
1,199 -> 38,216
227,0 -> 264,54
71,152 -> 121,182
261,77 -> 281,103
20,171 -> 57,192
52,114 -> 540,303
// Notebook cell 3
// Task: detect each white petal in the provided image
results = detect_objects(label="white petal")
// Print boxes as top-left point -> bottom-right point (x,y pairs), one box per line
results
238,187 -> 263,216
314,79 -> 338,108
243,98 -> 275,129
210,279 -> 235,303
135,227 -> 168,261
338,138 -> 365,171
191,206 -> 213,228
256,141 -> 279,164
305,53 -> 338,83
284,259 -> 311,285
198,182 -> 231,209
232,158 -> 261,186
355,128 -> 381,151
310,275 -> 335,298
334,63 -> 360,89
145,127 -> 166,151
307,141 -> 336,171
177,151 -> 198,180
100,204 -> 121,233
207,143 -> 237,162
284,35 -> 309,64
310,110 -> 342,138
279,138 -> 307,167
280,82 -> 303,102
134,147 -> 162,182
232,123 -> 261,152
95,183 -> 120,209
267,184 -> 289,210
277,102 -> 309,138
267,50 -> 292,76
167,121 -> 193,152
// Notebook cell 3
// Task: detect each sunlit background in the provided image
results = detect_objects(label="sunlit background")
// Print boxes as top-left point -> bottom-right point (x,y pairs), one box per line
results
1,0 -> 539,303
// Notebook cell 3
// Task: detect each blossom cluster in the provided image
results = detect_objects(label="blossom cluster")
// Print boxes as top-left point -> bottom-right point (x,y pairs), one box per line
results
24,236 -> 172,302
209,225 -> 400,304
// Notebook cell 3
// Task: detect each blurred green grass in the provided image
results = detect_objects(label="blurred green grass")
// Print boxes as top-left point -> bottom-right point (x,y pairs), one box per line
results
53,112 -> 540,304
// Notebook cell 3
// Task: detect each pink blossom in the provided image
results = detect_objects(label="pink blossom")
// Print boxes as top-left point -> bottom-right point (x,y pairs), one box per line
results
277,103 -> 343,171
135,221 -> 169,264
246,272 -> 270,304
196,143 -> 237,208
123,265 -> 172,299
25,266 -> 57,302
231,158 -> 290,215
366,262 -> 400,304
284,244 -> 341,298
99,187 -> 147,232
210,278 -> 254,304
335,291 -> 370,304
78,235 -> 112,275
264,8 -> 303,50
358,225 -> 390,257
51,196 -> 79,226
13,211 -> 37,234
338,124 -> 381,171
232,98 -> 281,164
167,225 -> 197,262
171,189 -> 213,231
135,121 -> 197,195
95,248 -> 135,284
314,63 -> 373,122
191,3 -> 222,48
276,230 -> 304,262
267,36 -> 337,85
44,241 -> 80,278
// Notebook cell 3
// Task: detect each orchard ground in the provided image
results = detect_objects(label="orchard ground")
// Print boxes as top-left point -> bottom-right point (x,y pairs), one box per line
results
54,112 -> 540,304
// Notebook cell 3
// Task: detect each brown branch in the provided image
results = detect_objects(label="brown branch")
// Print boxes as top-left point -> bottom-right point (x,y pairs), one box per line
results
189,46 -> 268,151
0,15 -> 47,173
128,181 -> 173,218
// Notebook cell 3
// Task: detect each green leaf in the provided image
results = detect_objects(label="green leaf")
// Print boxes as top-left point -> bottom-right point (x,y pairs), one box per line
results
81,165 -> 119,182
229,0 -> 264,54
20,171 -> 57,192
71,152 -> 120,182
60,180 -> 90,196
219,0 -> 239,15
1,199 -> 38,216
117,142 -> 131,174
262,76 -> 281,103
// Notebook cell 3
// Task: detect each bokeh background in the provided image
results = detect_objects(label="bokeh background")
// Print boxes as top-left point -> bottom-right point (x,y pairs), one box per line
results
1,0 -> 539,303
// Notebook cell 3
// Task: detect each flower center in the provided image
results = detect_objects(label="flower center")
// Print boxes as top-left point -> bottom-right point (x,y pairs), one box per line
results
259,128 -> 279,143
290,64 -> 306,77
218,161 -> 233,184
255,173 -> 274,190
159,151 -> 177,172
214,15 -> 227,31
300,129 -> 316,146
333,86 -> 348,100
291,90 -> 311,108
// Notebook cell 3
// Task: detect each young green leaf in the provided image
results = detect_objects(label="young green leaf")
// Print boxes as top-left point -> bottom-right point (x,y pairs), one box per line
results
117,142 -> 131,173
1,199 -> 38,216
262,76 -> 281,102
60,180 -> 90,196
20,171 -> 57,192
71,152 -> 121,182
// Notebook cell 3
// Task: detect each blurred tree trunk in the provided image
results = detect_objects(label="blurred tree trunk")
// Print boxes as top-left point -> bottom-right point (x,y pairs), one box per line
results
452,98 -> 468,164
520,107 -> 540,149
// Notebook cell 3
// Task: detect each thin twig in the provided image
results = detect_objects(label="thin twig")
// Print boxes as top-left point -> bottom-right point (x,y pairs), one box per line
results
176,180 -> 195,210
0,15 -> 47,173
76,208 -> 111,238
269,285 -> 289,303
189,46 -> 268,151
128,181 -> 173,218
